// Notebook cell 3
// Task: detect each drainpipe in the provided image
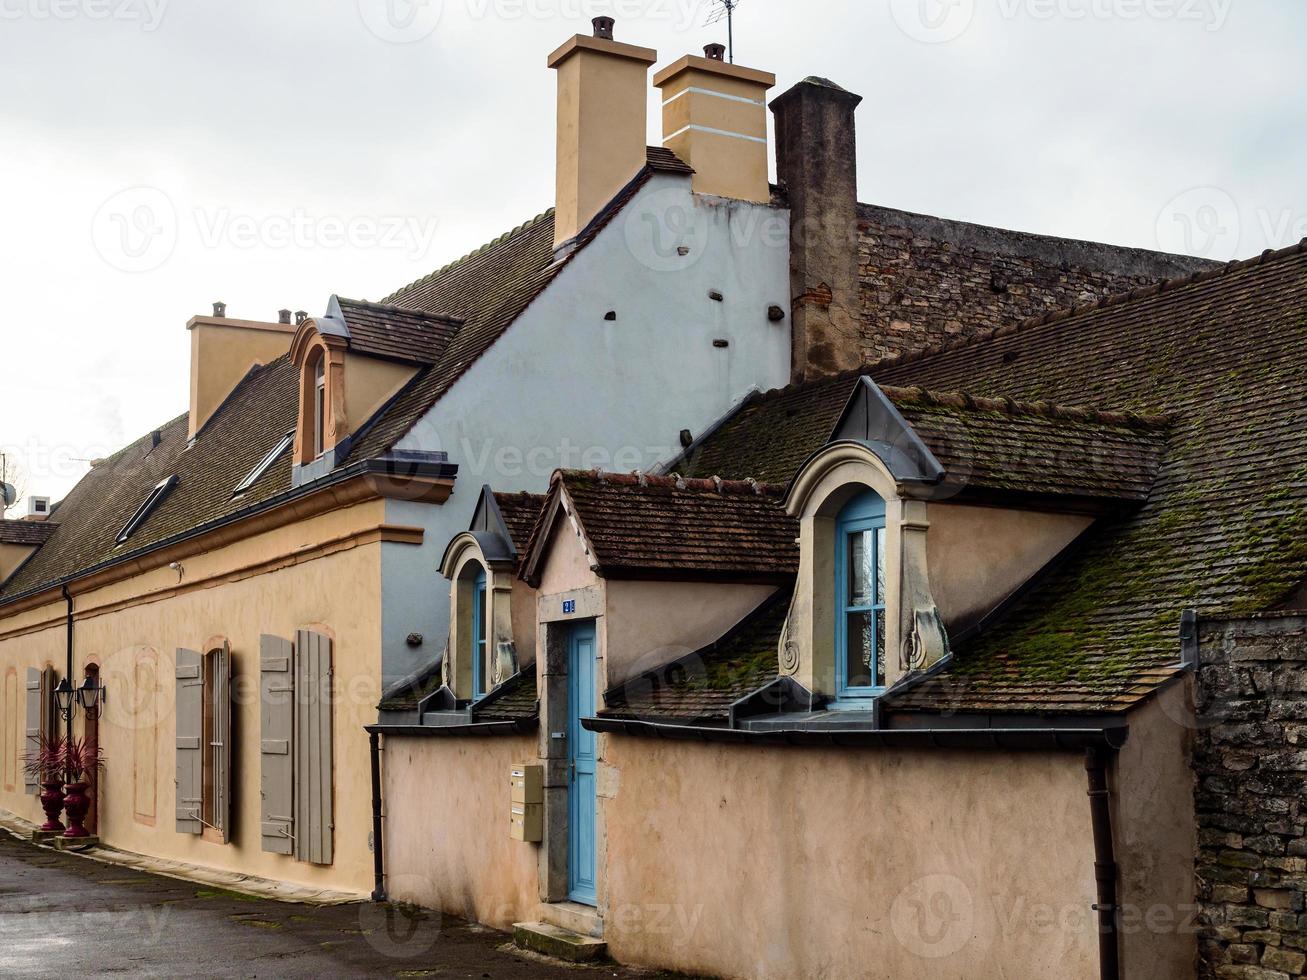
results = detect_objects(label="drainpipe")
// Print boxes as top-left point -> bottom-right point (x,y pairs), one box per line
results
369,730 -> 387,902
1085,746 -> 1120,980
61,585 -> 75,737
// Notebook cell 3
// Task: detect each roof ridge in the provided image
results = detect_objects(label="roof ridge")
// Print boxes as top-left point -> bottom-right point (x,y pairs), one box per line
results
865,237 -> 1307,377
557,469 -> 784,497
381,208 -> 555,305
336,296 -> 463,324
880,384 -> 1172,430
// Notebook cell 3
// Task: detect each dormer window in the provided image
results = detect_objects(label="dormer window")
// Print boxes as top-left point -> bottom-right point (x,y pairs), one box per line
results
117,476 -> 177,545
472,568 -> 488,699
835,490 -> 887,698
312,354 -> 326,459
232,431 -> 293,498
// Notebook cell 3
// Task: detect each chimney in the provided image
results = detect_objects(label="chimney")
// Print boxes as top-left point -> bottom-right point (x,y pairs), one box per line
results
548,18 -> 657,249
187,309 -> 297,439
212,301 -> 227,318
279,309 -> 292,325
770,77 -> 865,382
653,49 -> 775,203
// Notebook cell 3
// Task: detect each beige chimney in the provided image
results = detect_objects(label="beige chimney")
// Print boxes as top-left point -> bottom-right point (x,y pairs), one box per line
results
653,45 -> 776,203
187,310 -> 297,439
549,17 -> 657,249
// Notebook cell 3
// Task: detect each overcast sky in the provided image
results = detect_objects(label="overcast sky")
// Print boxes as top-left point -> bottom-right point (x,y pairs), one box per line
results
1,0 -> 1304,509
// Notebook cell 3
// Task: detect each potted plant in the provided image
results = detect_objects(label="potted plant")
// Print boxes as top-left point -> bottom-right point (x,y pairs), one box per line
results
60,737 -> 104,840
21,735 -> 67,834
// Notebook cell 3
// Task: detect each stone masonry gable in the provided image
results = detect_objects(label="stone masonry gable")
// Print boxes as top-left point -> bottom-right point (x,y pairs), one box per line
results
1195,614 -> 1307,980
857,202 -> 1219,362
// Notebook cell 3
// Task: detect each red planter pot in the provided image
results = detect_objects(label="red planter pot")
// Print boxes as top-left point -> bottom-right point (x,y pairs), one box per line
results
38,782 -> 66,834
62,783 -> 92,839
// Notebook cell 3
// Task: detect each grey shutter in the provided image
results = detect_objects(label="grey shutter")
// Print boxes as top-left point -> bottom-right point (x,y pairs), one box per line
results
24,668 -> 41,795
213,642 -> 232,844
260,635 -> 295,855
175,649 -> 203,834
294,630 -> 333,866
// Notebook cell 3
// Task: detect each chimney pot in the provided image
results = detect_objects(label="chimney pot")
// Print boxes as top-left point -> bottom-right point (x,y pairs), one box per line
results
704,43 -> 727,61
212,301 -> 227,318
295,311 -> 309,326
279,309 -> 293,324
592,16 -> 615,39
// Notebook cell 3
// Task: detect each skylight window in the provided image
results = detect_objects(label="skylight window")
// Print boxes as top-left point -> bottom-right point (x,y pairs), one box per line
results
117,476 -> 177,545
233,431 -> 294,498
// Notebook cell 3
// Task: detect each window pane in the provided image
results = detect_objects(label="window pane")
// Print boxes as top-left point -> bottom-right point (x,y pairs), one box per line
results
845,612 -> 874,689
876,527 -> 886,604
875,609 -> 886,688
847,531 -> 871,606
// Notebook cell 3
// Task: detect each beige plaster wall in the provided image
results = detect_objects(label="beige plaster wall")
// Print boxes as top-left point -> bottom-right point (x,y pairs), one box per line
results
0,542 -> 37,585
1114,680 -> 1199,978
926,503 -> 1092,634
604,579 -> 776,687
0,499 -> 395,895
342,353 -> 417,441
600,737 -> 1100,980
382,734 -> 539,928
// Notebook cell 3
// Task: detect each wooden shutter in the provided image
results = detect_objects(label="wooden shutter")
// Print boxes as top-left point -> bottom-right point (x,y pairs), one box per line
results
24,668 -> 41,795
174,649 -> 203,834
259,635 -> 295,855
294,630 -> 334,866
213,642 -> 232,844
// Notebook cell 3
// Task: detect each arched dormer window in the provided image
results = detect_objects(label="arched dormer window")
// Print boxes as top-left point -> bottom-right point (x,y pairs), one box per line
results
835,490 -> 887,699
311,351 -> 326,459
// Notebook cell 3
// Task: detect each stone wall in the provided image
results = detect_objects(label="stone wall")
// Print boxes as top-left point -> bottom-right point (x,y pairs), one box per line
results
857,204 -> 1217,363
1195,613 -> 1307,980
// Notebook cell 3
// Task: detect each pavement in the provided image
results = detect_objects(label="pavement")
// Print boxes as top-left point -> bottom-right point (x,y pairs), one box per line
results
0,832 -> 690,979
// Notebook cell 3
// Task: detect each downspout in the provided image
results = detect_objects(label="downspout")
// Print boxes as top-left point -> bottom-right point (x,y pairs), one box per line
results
1085,746 -> 1120,980
61,585 -> 74,736
369,730 -> 387,902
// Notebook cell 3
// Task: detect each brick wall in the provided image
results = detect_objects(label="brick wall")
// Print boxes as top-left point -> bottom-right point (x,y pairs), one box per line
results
1195,613 -> 1307,980
857,205 -> 1217,363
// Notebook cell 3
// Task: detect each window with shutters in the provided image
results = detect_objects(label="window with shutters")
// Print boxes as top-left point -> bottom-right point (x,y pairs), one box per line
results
175,644 -> 231,842
259,630 -> 334,865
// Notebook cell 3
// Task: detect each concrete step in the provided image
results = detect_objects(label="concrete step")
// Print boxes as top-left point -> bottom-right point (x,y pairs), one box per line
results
49,835 -> 100,851
537,901 -> 603,938
513,921 -> 608,963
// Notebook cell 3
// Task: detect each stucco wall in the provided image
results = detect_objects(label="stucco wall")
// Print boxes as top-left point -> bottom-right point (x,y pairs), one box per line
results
382,734 -> 539,929
600,737 -> 1099,980
0,500 -> 392,895
1113,680 -> 1199,978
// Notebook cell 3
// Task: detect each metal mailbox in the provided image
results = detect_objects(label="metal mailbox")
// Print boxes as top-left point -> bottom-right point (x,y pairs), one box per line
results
510,764 -> 543,805
510,802 -> 543,843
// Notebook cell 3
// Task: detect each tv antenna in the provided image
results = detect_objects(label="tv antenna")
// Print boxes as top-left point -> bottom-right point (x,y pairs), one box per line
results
706,0 -> 743,64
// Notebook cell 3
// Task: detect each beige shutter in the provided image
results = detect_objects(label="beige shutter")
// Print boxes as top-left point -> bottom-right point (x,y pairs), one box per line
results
24,668 -> 41,795
213,642 -> 232,844
294,630 -> 333,866
260,635 -> 295,855
175,649 -> 203,834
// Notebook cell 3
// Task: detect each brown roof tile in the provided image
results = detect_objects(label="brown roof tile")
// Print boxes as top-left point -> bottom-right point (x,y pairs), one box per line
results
493,491 -> 546,555
0,521 -> 59,546
335,297 -> 462,365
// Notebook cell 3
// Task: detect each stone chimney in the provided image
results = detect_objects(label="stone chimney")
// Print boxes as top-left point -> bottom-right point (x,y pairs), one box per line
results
653,49 -> 775,203
771,77 -> 865,382
187,311 -> 297,440
549,18 -> 657,249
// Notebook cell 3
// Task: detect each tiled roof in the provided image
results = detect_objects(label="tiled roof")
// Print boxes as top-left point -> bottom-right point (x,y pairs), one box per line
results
345,148 -> 693,464
493,491 -> 546,555
534,471 -> 798,581
474,669 -> 539,722
0,521 -> 59,547
602,587 -> 791,723
0,358 -> 298,600
335,297 -> 461,365
681,241 -> 1307,714
881,385 -> 1168,505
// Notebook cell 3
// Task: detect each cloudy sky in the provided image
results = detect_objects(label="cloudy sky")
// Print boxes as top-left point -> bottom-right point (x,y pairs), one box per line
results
1,0 -> 1304,509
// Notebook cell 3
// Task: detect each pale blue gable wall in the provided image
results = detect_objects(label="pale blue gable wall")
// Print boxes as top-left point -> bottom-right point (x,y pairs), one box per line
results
378,174 -> 792,684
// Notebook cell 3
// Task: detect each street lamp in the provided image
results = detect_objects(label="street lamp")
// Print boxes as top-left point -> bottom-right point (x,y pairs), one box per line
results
77,675 -> 106,714
54,677 -> 76,715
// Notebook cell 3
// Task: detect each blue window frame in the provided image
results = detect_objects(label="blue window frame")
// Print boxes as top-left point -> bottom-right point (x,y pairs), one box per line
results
834,490 -> 887,700
472,569 -> 488,699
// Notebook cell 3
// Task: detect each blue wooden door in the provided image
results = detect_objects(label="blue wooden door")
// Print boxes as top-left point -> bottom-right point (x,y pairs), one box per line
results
567,621 -> 598,905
